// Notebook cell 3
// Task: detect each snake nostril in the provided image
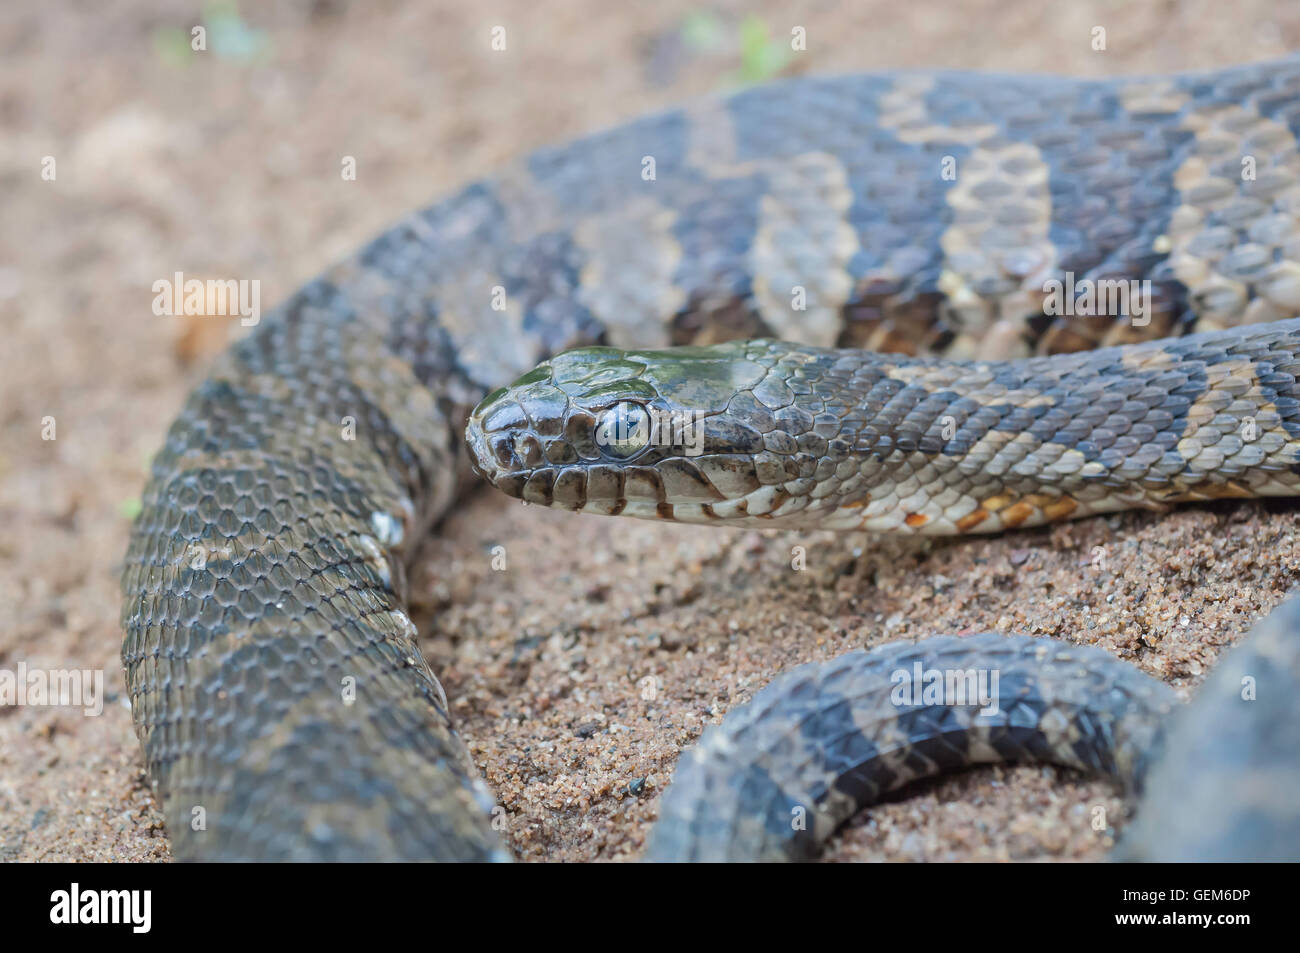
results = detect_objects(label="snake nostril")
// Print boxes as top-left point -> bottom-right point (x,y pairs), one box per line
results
491,434 -> 518,469
514,433 -> 544,468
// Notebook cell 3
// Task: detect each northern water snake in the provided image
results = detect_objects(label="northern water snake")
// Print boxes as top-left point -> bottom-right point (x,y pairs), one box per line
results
122,56 -> 1300,861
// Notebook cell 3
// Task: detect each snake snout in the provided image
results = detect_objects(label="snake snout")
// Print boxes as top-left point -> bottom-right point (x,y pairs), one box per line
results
465,378 -> 576,503
467,342 -> 779,520
463,415 -> 502,483
465,409 -> 530,499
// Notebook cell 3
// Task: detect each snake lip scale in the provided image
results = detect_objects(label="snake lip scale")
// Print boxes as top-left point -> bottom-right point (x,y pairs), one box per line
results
122,55 -> 1300,862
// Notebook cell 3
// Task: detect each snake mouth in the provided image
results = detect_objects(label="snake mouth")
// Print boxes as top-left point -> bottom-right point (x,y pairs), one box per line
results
464,358 -> 665,510
465,341 -> 784,520
465,401 -> 627,512
464,411 -> 529,499
466,394 -> 739,518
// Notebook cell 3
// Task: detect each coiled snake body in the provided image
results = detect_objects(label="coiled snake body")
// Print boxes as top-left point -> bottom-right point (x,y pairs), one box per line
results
123,57 -> 1300,861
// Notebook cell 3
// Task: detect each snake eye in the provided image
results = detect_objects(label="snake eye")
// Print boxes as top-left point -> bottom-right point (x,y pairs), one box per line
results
593,402 -> 651,459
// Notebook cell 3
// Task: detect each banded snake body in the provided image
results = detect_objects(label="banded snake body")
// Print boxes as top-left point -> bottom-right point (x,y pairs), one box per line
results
123,56 -> 1300,861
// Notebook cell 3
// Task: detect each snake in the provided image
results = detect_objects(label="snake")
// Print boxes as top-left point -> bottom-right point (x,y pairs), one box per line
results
121,56 -> 1300,862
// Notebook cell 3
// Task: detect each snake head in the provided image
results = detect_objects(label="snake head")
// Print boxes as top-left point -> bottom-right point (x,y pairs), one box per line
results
465,342 -> 786,522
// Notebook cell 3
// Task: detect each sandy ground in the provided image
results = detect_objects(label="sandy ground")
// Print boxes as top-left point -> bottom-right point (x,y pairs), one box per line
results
3,0 -> 1300,863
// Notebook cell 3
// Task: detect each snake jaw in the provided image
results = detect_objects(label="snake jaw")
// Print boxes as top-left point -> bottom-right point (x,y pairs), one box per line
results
466,391 -> 675,513
466,344 -> 768,516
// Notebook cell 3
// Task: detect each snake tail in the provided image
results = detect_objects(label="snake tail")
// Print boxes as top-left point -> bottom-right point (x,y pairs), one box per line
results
642,633 -> 1176,862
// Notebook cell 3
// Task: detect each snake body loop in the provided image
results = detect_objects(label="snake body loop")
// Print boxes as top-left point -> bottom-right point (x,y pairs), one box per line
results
123,57 -> 1300,861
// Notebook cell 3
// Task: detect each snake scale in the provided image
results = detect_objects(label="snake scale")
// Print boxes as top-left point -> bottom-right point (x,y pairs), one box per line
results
122,57 -> 1300,861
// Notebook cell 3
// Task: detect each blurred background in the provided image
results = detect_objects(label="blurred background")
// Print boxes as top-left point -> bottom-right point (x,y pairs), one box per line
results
3,1 -> 1299,862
